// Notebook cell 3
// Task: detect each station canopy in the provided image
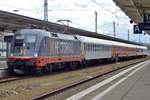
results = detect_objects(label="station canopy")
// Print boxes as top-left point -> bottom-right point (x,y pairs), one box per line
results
0,10 -> 143,45
113,0 -> 150,34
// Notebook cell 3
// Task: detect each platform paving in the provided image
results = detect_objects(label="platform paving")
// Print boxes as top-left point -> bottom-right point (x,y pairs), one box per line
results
66,60 -> 150,100
99,60 -> 150,100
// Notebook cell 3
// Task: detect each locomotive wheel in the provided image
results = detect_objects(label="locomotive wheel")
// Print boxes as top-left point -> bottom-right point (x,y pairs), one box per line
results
42,65 -> 48,74
42,64 -> 53,74
69,62 -> 77,70
36,69 -> 43,75
49,64 -> 53,73
8,66 -> 15,74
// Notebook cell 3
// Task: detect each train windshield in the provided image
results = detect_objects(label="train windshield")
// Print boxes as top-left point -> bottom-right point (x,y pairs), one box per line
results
12,34 -> 37,56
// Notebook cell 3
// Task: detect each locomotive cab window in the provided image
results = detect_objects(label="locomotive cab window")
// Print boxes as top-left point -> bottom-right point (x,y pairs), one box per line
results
14,35 -> 24,46
12,34 -> 37,56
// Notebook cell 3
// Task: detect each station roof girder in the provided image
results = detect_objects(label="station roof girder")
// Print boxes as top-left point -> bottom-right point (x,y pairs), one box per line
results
113,0 -> 150,35
113,0 -> 150,23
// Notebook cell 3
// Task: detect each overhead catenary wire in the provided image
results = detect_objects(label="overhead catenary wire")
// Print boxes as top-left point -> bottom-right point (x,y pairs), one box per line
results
0,2 -> 93,30
91,0 -> 120,20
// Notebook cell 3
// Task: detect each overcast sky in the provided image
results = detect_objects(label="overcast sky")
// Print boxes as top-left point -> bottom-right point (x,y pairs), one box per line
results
0,0 -> 149,43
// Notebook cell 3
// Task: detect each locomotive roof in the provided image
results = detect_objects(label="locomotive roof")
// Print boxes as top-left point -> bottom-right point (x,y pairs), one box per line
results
15,29 -> 50,36
15,29 -> 79,41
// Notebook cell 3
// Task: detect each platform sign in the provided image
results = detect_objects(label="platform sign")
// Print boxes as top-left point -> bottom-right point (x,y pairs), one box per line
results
144,13 -> 150,23
139,23 -> 150,30
133,25 -> 142,34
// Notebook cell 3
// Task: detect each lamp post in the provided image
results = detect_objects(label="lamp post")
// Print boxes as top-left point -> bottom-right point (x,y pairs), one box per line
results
128,29 -> 130,41
113,21 -> 116,37
44,0 -> 48,21
95,11 -> 97,33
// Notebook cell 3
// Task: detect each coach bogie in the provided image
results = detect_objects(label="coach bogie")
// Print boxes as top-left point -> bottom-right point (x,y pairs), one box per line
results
68,62 -> 77,70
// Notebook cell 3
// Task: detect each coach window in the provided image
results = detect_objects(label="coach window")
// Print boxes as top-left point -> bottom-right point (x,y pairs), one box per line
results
93,44 -> 95,51
103,45 -> 106,51
66,42 -> 69,54
89,44 -> 91,51
97,44 -> 99,51
102,45 -> 104,51
98,44 -> 100,51
106,46 -> 108,51
84,44 -> 86,51
65,41 -> 68,55
96,44 -> 98,51
104,45 -> 106,51
105,45 -> 108,51
26,35 -> 36,43
95,44 -> 97,51
91,44 -> 93,51
64,41 -> 67,55
99,45 -> 102,51
66,42 -> 68,55
92,44 -> 94,51
97,45 -> 100,51
86,44 -> 87,51
86,44 -> 88,51
105,46 -> 107,51
100,45 -> 102,51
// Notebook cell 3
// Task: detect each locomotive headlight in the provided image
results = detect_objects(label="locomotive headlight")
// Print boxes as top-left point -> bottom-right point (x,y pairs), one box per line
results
10,53 -> 13,56
34,53 -> 38,57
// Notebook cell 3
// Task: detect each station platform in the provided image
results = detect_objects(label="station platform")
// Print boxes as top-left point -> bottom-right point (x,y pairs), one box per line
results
97,60 -> 150,100
66,60 -> 150,100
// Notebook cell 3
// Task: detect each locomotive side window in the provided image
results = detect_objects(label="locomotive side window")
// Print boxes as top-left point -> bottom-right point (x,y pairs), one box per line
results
39,37 -> 49,56
26,35 -> 36,43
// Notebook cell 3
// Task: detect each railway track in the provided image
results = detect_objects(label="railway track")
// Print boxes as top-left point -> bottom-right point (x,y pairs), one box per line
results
32,60 -> 146,100
0,77 -> 21,84
0,58 -> 149,100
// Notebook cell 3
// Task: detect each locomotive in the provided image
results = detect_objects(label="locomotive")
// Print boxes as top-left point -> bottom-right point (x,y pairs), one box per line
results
7,29 -> 147,74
